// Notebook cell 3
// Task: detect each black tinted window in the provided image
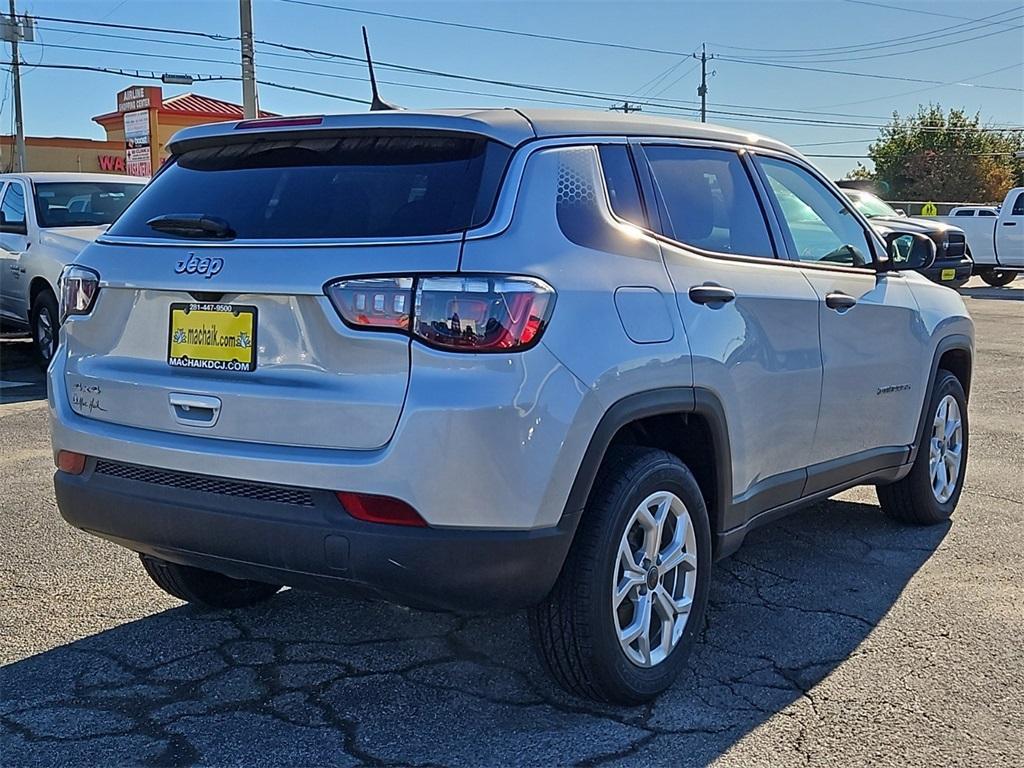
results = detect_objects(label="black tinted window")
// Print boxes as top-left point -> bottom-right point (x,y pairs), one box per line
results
954,210 -> 973,216
979,209 -> 996,216
643,145 -> 774,258
34,182 -> 143,227
1,182 -> 26,228
1013,193 -> 1024,216
598,145 -> 645,226
109,134 -> 512,240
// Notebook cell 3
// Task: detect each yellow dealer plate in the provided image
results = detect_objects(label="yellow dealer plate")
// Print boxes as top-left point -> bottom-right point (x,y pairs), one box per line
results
168,303 -> 257,372
941,268 -> 957,281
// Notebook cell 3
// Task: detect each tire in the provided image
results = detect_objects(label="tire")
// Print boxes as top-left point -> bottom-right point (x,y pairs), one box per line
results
29,289 -> 59,369
979,269 -> 1016,287
877,370 -> 968,525
529,446 -> 711,704
140,554 -> 282,608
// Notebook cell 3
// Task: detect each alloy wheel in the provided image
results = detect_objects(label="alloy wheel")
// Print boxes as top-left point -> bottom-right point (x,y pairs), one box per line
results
612,490 -> 698,667
929,394 -> 963,503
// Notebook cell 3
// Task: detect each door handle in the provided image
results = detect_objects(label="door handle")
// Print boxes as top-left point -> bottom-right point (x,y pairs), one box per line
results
825,291 -> 858,311
1002,221 -> 1017,226
688,284 -> 736,306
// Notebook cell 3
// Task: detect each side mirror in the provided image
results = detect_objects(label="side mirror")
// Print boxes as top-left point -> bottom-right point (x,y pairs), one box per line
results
883,231 -> 935,271
894,208 -> 907,217
0,211 -> 27,235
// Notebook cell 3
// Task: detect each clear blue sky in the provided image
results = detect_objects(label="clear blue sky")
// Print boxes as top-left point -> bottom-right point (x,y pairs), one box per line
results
4,0 -> 1023,178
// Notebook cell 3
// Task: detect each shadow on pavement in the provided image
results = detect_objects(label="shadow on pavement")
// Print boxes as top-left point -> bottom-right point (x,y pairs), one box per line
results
0,499 -> 948,767
0,339 -> 46,405
958,285 -> 1023,301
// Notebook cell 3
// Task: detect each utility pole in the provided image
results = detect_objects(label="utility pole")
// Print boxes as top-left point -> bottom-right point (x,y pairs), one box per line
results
239,0 -> 258,118
694,43 -> 714,123
609,101 -> 643,113
5,0 -> 27,171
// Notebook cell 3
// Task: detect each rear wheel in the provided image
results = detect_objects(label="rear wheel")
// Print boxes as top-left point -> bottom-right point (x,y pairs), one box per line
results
140,555 -> 282,608
877,370 -> 968,525
30,289 -> 59,369
979,269 -> 1016,287
529,446 -> 711,704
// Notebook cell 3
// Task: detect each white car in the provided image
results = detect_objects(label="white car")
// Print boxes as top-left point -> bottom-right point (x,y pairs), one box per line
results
948,206 -> 999,218
0,172 -> 146,364
938,188 -> 1024,286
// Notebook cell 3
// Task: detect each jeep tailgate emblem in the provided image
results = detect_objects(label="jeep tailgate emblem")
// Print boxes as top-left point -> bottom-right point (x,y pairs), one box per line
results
174,253 -> 224,279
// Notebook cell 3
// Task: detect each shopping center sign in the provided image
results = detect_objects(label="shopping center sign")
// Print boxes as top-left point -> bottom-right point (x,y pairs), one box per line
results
116,86 -> 160,177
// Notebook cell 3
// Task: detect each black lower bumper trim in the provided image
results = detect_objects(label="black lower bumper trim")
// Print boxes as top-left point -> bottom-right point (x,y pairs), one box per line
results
55,463 -> 577,612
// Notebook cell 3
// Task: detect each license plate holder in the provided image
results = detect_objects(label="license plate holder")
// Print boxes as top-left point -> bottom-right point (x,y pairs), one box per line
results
167,303 -> 258,372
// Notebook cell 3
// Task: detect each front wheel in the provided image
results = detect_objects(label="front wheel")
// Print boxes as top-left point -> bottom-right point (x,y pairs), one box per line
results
30,289 -> 59,369
877,370 -> 968,524
979,269 -> 1017,287
529,447 -> 711,704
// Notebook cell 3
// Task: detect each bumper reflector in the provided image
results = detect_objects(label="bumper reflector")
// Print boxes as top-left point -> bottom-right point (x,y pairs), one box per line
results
337,492 -> 427,527
57,451 -> 87,475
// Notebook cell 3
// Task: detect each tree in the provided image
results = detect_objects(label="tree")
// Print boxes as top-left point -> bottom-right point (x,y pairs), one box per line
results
849,105 -> 1024,202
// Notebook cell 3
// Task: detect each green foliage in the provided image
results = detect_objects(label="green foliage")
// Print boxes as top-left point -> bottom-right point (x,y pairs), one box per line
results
856,105 -> 1023,203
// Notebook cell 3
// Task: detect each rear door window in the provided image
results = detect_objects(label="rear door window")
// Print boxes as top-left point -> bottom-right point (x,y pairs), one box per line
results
109,134 -> 512,240
642,145 -> 775,259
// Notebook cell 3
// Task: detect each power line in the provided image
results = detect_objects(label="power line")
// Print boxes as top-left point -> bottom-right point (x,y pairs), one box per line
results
29,13 -> 238,41
276,0 -> 690,57
732,18 -> 1024,65
841,0 -> 981,21
1,61 -> 370,104
709,5 -> 1019,55
718,55 -> 1024,92
20,37 -> 1023,133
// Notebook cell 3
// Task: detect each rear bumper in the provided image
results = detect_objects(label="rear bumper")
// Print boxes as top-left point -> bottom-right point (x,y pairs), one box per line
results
55,460 -> 578,612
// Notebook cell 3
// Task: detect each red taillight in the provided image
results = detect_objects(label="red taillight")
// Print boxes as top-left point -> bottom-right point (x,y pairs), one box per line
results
325,274 -> 554,352
235,115 -> 323,130
337,492 -> 427,527
56,451 -> 86,475
326,277 -> 413,330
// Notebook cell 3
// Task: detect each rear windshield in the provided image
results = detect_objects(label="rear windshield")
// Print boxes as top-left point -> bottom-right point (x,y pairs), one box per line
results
108,134 -> 512,240
34,182 -> 144,228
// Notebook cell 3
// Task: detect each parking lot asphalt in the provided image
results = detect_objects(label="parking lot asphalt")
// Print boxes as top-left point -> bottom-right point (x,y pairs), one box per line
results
1,277 -> 1021,767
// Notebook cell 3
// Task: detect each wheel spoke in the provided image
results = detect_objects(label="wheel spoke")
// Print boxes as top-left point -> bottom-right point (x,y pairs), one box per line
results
660,544 -> 696,574
614,571 -> 645,607
621,592 -> 652,646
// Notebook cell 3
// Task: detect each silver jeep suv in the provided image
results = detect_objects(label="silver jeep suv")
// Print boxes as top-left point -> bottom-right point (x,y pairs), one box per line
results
51,109 -> 973,703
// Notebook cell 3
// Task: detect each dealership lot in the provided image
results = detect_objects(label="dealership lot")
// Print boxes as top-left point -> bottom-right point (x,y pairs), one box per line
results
1,278 -> 1021,767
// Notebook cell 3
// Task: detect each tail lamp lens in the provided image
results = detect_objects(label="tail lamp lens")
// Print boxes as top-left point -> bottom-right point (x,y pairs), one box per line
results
337,492 -> 427,527
326,274 -> 554,352
326,277 -> 413,330
414,276 -> 553,351
59,265 -> 100,321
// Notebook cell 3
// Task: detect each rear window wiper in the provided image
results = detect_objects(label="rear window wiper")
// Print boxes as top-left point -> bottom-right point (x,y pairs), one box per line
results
146,214 -> 235,239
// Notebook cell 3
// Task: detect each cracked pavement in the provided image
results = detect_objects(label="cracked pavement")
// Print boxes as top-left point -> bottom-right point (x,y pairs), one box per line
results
1,278 -> 1022,767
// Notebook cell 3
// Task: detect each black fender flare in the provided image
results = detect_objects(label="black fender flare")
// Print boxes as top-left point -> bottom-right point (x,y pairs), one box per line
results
561,387 -> 732,546
908,334 -> 973,465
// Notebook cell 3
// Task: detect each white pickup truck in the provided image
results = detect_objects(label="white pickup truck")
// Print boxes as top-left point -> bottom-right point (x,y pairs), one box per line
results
937,187 -> 1024,287
0,173 -> 145,364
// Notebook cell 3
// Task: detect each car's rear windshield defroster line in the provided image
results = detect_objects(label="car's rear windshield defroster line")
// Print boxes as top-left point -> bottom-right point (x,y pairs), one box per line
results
108,133 -> 513,241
